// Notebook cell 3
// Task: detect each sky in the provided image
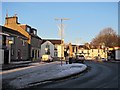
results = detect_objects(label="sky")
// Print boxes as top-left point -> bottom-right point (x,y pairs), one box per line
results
1,2 -> 118,44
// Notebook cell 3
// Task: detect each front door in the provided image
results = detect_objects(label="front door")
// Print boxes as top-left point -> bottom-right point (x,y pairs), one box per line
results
4,50 -> 9,64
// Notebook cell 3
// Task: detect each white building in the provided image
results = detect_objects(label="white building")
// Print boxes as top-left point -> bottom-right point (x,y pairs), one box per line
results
41,41 -> 54,57
41,39 -> 64,59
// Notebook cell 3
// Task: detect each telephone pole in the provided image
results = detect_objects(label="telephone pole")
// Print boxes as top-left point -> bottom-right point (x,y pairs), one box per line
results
55,18 -> 69,66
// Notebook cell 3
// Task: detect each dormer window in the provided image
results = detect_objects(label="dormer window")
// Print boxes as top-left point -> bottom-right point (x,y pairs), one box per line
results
30,28 -> 37,35
26,27 -> 30,33
33,30 -> 37,35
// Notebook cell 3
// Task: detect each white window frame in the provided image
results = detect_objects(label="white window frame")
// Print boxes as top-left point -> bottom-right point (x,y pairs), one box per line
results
22,40 -> 25,46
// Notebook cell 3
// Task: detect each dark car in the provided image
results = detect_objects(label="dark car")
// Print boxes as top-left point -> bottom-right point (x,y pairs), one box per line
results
76,55 -> 85,63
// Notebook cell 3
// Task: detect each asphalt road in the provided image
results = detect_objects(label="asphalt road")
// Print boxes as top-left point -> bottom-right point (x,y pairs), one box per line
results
30,61 -> 119,89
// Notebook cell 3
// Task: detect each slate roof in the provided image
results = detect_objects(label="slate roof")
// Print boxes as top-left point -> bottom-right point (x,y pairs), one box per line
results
42,39 -> 62,45
1,26 -> 28,40
31,34 -> 42,40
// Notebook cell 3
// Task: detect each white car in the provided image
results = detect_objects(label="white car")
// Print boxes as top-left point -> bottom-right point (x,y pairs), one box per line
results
101,58 -> 107,62
41,55 -> 53,62
76,55 -> 85,63
85,56 -> 92,60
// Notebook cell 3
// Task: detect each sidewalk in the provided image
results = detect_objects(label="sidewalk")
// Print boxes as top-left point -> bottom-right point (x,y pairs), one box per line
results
1,60 -> 42,70
2,61 -> 87,89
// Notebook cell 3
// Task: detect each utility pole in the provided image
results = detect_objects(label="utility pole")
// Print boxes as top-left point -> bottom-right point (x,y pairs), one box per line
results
55,18 -> 69,66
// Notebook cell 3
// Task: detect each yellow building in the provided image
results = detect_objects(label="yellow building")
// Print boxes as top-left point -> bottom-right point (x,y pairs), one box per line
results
66,44 -> 108,60
4,15 -> 42,61
4,15 -> 31,44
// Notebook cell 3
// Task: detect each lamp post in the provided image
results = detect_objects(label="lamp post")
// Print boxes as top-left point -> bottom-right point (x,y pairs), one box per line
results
55,18 -> 69,66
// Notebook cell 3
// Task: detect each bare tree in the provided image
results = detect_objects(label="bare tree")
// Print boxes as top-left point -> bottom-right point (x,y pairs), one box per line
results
91,27 -> 118,47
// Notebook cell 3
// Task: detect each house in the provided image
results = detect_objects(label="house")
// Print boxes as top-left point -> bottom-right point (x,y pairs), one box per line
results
65,43 -> 108,60
4,15 -> 42,61
0,26 -> 28,64
41,39 -> 64,59
20,25 -> 42,61
77,45 -> 108,60
41,41 -> 54,57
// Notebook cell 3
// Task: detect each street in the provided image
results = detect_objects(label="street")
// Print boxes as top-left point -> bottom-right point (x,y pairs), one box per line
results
29,61 -> 119,89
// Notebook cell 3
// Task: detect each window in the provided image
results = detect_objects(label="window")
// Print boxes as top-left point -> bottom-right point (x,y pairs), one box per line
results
2,35 -> 6,46
46,43 -> 50,49
54,52 -> 57,57
54,45 -> 57,50
33,30 -> 37,35
11,49 -> 14,56
32,50 -> 34,58
22,40 -> 25,46
26,27 -> 30,33
45,43 -> 50,55
9,37 -> 14,44
72,47 -> 74,52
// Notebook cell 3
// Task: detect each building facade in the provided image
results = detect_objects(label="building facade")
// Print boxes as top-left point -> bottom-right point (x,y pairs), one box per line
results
41,39 -> 64,59
0,26 -> 28,64
4,15 -> 42,61
65,43 -> 108,60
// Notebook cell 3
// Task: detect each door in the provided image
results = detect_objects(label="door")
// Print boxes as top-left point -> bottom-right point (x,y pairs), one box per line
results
4,50 -> 9,64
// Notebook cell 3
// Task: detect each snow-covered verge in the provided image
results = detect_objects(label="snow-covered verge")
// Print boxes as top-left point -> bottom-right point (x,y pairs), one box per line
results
3,62 -> 87,89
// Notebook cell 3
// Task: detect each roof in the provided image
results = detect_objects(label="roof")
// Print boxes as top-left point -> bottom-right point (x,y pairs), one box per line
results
42,39 -> 62,45
1,26 -> 28,40
78,45 -> 90,49
31,34 -> 42,40
72,44 -> 77,47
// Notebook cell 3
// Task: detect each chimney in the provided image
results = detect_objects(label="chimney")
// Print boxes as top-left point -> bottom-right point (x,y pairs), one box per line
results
5,14 -> 18,25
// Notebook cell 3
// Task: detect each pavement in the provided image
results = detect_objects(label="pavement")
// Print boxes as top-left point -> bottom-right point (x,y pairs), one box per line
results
1,60 -> 42,70
1,61 -> 87,89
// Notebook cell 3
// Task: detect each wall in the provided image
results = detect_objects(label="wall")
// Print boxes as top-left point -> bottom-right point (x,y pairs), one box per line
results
56,45 -> 64,58
31,36 -> 42,60
11,37 -> 29,60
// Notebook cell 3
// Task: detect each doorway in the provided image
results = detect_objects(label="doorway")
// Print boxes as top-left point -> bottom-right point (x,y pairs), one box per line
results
4,50 -> 9,64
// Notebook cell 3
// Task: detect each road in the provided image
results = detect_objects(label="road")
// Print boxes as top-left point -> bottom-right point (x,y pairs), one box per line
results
29,61 -> 119,89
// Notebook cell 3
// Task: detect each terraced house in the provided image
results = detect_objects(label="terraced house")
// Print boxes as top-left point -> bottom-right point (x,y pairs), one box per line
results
0,26 -> 28,64
4,14 -> 42,62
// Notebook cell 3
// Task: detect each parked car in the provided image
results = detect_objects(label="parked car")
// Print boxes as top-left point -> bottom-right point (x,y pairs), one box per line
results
41,55 -> 53,62
85,56 -> 92,60
76,55 -> 85,63
101,58 -> 107,62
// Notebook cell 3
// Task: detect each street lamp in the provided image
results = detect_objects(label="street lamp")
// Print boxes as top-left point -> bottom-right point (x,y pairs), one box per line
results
55,18 -> 70,66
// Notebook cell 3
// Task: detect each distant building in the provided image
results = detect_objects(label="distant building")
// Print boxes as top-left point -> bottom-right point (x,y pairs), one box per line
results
41,39 -> 64,59
65,43 -> 108,60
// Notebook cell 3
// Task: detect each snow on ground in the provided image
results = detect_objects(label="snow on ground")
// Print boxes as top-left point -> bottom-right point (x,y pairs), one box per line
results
54,64 -> 87,79
2,62 -> 87,89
